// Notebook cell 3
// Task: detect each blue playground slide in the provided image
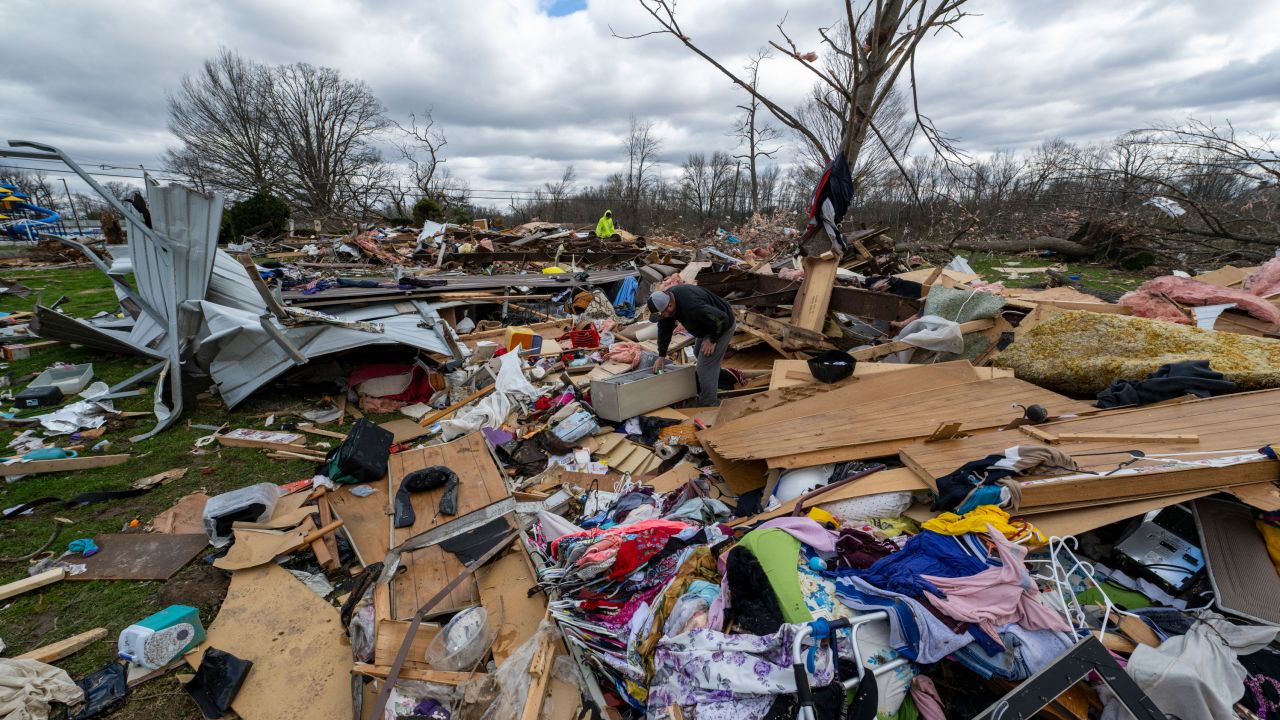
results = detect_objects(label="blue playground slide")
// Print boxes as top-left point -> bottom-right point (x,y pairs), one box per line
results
0,181 -> 66,240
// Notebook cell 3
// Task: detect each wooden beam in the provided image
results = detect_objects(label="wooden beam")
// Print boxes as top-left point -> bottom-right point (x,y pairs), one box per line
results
313,493 -> 340,572
1055,433 -> 1200,443
789,256 -> 839,333
416,385 -> 495,427
520,631 -> 557,720
0,454 -> 131,477
739,312 -> 834,351
16,627 -> 107,663
0,568 -> 65,600
1019,425 -> 1060,444
296,424 -> 349,440
351,662 -> 473,686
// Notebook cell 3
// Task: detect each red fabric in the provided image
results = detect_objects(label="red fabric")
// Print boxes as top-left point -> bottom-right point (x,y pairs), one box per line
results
609,540 -> 642,580
347,363 -> 437,404
1119,276 -> 1280,326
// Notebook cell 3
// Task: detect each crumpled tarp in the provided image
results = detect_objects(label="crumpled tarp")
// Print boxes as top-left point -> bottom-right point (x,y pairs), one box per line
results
997,311 -> 1280,395
1120,276 -> 1280,326
0,658 -> 83,720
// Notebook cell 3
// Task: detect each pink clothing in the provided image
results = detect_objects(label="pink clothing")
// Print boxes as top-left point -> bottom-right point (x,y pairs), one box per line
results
757,517 -> 837,552
920,525 -> 1070,644
911,676 -> 947,720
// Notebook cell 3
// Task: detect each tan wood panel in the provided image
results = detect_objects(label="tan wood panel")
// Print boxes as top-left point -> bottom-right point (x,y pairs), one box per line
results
391,433 -> 509,546
327,479 -> 392,566
392,543 -> 480,620
708,376 -> 1091,461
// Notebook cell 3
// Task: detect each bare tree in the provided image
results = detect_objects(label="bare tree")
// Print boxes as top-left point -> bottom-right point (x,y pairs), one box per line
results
730,50 -> 783,213
544,165 -> 576,220
623,115 -> 663,222
164,48 -> 278,197
393,110 -> 448,197
614,1 -> 971,205
679,153 -> 712,218
266,62 -> 389,219
0,165 -> 58,210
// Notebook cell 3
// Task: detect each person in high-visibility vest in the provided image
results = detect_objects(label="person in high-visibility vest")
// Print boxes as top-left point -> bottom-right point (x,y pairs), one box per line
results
595,209 -> 616,239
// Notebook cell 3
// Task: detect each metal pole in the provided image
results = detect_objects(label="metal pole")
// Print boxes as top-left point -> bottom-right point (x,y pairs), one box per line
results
59,178 -> 84,234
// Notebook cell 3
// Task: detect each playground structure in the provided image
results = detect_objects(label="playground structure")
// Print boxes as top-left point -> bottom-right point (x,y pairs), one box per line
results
0,179 -> 67,240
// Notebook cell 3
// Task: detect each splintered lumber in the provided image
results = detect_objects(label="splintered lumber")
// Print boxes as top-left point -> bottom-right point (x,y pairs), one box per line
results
16,627 -> 107,663
352,662 -> 473,685
789,256 -> 839,333
899,387 -> 1280,508
0,454 -> 130,477
297,424 -> 349,440
739,312 -> 834,351
701,364 -> 1091,469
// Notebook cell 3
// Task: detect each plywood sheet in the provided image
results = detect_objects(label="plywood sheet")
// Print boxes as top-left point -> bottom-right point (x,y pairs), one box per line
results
379,418 -> 433,444
374,619 -> 441,671
328,480 -> 391,566
189,563 -> 352,720
1029,490 -> 1215,540
477,546 -> 545,662
706,371 -> 1090,464
390,433 -> 510,546
391,543 -> 480,621
899,388 -> 1280,507
69,533 -> 208,581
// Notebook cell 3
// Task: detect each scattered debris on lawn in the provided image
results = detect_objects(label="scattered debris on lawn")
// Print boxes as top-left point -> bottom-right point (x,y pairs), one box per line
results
4,139 -> 1280,720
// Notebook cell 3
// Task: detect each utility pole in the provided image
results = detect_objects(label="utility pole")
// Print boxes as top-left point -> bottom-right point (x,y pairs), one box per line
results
59,178 -> 84,234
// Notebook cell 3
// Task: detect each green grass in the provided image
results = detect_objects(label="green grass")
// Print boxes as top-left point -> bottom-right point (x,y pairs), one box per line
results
0,265 -> 376,718
949,252 -> 1149,293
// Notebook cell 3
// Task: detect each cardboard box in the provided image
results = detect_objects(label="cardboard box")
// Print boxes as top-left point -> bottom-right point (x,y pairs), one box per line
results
591,365 -> 697,422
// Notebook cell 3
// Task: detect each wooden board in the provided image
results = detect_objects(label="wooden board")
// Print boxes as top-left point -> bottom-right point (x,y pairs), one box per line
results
1027,490 -> 1216,540
373,619 -> 441,672
0,453 -> 130,477
69,534 -> 208,581
647,463 -> 702,494
327,480 -> 391,566
217,428 -> 305,451
0,568 -> 64,600
767,359 -> 1014,390
894,267 -> 979,285
189,563 -> 352,720
477,545 -> 545,663
1228,481 -> 1280,511
390,433 -> 510,546
391,542 -> 480,621
379,418 -> 434,444
16,628 -> 107,663
899,387 -> 1280,508
1194,265 -> 1255,288
704,370 -> 1089,465
790,256 -> 839,333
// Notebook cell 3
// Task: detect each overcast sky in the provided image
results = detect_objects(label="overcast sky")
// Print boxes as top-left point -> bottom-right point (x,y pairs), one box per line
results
2,0 -> 1278,204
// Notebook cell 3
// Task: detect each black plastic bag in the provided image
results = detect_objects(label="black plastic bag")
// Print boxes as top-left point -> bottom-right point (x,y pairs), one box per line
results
184,647 -> 253,719
393,466 -> 459,528
67,661 -> 127,720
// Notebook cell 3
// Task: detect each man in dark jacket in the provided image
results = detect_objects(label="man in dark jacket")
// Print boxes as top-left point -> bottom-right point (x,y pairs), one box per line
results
648,285 -> 736,406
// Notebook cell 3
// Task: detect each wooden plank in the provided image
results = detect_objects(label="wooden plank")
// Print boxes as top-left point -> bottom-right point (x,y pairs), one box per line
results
297,424 -> 349,440
1055,433 -> 1199,443
0,453 -> 130,477
789,256 -> 839,333
1228,481 -> 1280,511
313,492 -> 340,571
1020,425 -> 1060,444
189,564 -> 352,720
1027,490 -> 1216,540
16,628 -> 107,663
520,631 -> 557,720
379,418 -> 433,444
391,543 -> 480,621
352,662 -> 473,686
417,386 -> 495,427
71,534 -> 208,581
373,619 -> 441,671
0,568 -> 65,601
217,428 -> 306,451
739,312 -> 833,351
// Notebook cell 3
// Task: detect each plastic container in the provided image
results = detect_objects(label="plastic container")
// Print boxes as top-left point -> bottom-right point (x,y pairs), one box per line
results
202,483 -> 280,547
14,385 -> 63,408
559,326 -> 600,349
29,363 -> 94,395
504,326 -> 535,351
552,410 -> 598,444
425,607 -> 489,671
118,604 -> 206,668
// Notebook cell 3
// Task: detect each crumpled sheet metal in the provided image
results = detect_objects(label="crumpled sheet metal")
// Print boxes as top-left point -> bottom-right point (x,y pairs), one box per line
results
996,310 -> 1280,395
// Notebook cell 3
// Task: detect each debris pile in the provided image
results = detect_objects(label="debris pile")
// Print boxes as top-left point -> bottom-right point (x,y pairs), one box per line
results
4,139 -> 1280,720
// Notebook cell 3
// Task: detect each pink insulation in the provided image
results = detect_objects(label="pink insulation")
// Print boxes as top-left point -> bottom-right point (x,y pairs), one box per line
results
1119,276 -> 1280,325
1243,258 -> 1280,297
